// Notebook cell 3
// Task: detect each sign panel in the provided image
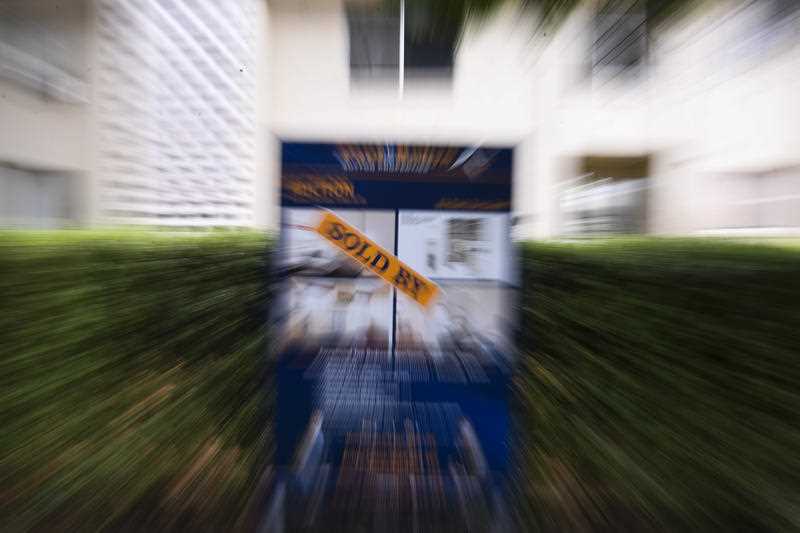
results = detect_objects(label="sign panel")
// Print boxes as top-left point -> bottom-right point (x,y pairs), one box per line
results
275,142 -> 516,529
315,211 -> 439,308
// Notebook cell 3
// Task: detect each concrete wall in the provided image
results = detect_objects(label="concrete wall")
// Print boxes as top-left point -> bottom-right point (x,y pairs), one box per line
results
0,79 -> 87,172
527,1 -> 800,237
267,0 -> 800,238
266,0 -> 538,231
268,0 -> 535,141
3,0 -> 797,234
0,0 -> 90,171
0,0 -> 92,224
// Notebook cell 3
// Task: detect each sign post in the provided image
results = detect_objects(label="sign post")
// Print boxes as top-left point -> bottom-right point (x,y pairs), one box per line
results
274,142 -> 516,530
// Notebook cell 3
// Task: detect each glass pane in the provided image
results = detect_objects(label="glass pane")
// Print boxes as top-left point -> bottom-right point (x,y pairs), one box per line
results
346,3 -> 399,79
404,2 -> 457,74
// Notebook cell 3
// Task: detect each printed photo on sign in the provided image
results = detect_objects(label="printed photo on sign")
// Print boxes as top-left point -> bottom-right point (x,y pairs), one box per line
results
397,211 -> 513,283
283,277 -> 393,351
395,280 -> 514,365
280,208 -> 395,277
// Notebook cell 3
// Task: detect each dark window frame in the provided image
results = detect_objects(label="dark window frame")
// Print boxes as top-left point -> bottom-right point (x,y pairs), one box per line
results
346,1 -> 457,83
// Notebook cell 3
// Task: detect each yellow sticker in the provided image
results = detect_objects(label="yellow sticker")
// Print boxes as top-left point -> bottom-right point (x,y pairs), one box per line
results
315,211 -> 440,308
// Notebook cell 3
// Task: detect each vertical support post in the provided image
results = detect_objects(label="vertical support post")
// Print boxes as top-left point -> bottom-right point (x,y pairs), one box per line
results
398,0 -> 405,99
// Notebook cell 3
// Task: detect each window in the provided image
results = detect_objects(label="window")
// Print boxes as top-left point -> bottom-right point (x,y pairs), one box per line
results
713,170 -> 800,233
560,156 -> 650,235
590,0 -> 648,83
754,170 -> 800,229
0,166 -> 74,228
741,0 -> 800,56
763,0 -> 800,30
403,2 -> 458,76
0,0 -> 88,101
347,1 -> 457,84
347,3 -> 400,80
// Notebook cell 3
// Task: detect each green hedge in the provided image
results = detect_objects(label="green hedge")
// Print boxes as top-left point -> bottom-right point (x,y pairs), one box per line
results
0,232 -> 272,532
3,234 -> 799,531
515,239 -> 800,531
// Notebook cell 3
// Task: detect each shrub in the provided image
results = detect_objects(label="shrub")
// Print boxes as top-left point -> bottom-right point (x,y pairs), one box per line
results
0,231 -> 272,532
4,233 -> 799,531
514,239 -> 800,531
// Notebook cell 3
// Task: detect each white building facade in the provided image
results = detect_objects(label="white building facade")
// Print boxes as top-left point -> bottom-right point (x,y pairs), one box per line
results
267,0 -> 800,239
1,0 -> 267,228
1,0 -> 799,237
525,0 -> 800,238
94,0 -> 263,226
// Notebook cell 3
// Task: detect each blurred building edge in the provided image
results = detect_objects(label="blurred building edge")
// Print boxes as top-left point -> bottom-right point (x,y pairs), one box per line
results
0,0 -> 89,228
273,0 -> 800,239
535,0 -> 800,238
0,0 -> 263,229
1,0 -> 799,236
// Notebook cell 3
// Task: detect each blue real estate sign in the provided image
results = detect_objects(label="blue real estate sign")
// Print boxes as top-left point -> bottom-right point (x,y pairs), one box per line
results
275,141 -> 516,529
